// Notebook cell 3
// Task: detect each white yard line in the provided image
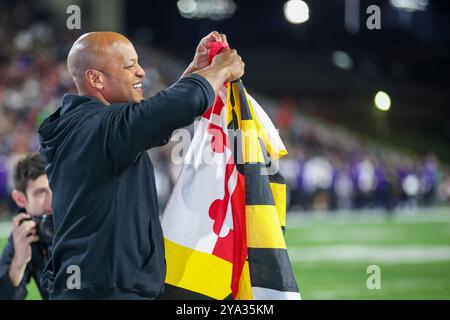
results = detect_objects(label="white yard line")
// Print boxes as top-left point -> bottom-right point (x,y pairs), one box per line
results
290,227 -> 409,243
288,245 -> 450,264
286,210 -> 450,228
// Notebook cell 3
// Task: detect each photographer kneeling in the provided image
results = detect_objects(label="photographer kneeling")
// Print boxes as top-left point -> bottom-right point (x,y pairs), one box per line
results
0,153 -> 53,300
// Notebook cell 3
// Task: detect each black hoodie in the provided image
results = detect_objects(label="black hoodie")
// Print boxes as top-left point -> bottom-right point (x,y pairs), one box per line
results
38,74 -> 214,299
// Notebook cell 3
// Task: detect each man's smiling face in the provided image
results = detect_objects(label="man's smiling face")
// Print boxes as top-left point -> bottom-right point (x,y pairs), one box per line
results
99,40 -> 147,103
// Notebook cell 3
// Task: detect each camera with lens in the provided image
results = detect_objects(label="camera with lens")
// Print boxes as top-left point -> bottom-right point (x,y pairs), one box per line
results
20,214 -> 54,243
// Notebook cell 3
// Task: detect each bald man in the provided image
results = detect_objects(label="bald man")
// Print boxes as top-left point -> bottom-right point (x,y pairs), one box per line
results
38,31 -> 244,299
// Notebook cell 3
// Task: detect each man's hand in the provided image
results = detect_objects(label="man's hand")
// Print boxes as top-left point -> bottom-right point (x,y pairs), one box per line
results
210,48 -> 245,82
181,31 -> 229,78
8,213 -> 39,287
195,48 -> 245,95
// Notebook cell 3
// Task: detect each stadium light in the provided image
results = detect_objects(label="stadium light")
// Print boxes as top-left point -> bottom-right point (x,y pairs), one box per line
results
374,91 -> 391,111
390,0 -> 428,12
177,0 -> 197,18
284,0 -> 309,24
332,50 -> 353,70
177,0 -> 236,20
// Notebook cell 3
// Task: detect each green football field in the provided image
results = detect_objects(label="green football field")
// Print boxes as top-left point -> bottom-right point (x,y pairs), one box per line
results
285,207 -> 450,299
1,207 -> 449,300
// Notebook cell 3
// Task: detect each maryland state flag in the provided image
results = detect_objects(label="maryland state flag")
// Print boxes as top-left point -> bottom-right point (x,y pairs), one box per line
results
160,42 -> 300,300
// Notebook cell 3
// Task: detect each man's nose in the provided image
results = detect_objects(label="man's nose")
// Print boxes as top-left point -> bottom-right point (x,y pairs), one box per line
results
45,193 -> 53,214
45,203 -> 53,214
136,64 -> 146,78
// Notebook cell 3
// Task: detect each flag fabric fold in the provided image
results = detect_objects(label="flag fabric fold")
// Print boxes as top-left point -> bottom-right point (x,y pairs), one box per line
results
160,42 -> 300,300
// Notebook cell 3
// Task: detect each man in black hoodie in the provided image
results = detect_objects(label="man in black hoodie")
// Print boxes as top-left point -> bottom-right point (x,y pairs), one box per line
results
38,31 -> 244,299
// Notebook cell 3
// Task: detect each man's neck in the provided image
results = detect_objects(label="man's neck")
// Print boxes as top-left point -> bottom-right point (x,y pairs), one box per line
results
78,89 -> 111,106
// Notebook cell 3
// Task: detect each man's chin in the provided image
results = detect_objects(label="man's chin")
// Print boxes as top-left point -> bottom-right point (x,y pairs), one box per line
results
132,92 -> 144,102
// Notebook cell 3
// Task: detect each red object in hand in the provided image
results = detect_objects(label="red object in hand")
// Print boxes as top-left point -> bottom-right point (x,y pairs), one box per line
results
208,41 -> 229,65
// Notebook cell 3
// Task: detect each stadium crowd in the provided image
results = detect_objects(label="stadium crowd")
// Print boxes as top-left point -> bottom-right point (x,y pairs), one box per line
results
275,106 -> 448,212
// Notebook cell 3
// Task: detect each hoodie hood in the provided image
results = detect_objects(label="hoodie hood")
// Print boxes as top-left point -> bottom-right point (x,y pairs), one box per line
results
38,94 -> 103,162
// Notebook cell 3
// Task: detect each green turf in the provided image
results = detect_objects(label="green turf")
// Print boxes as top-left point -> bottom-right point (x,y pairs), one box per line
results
285,209 -> 450,299
293,261 -> 450,299
1,208 -> 449,300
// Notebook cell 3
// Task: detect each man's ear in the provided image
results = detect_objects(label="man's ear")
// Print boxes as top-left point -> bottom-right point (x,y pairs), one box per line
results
11,190 -> 27,209
85,69 -> 104,90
